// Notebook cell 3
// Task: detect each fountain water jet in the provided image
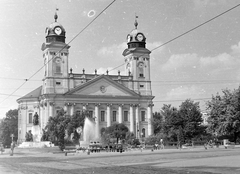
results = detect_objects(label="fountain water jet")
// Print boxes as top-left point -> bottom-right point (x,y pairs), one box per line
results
80,117 -> 100,148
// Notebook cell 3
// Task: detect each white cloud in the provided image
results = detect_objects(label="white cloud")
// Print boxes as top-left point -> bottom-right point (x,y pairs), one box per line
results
97,42 -> 126,61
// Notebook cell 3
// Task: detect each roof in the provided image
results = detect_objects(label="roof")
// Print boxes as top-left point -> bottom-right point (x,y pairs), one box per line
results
17,86 -> 42,102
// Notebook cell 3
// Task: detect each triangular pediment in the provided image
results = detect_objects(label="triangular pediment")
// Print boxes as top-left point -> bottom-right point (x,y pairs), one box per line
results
66,75 -> 139,97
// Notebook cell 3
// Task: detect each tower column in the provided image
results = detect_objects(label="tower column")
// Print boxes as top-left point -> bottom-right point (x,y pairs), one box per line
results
107,104 -> 111,127
95,104 -> 100,139
130,104 -> 134,132
118,104 -> 123,123
147,103 -> 154,136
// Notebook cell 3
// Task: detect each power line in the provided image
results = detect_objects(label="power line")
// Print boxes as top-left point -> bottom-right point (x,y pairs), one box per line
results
0,77 -> 41,81
0,0 -> 117,104
109,3 -> 240,72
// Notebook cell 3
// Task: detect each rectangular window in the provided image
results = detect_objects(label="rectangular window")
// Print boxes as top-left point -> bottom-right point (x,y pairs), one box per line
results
56,65 -> 61,73
56,82 -> 61,85
76,110 -> 81,115
101,111 -> 105,122
141,111 -> 145,121
112,111 -> 117,122
28,113 -> 33,124
140,85 -> 144,88
124,111 -> 128,122
139,73 -> 144,77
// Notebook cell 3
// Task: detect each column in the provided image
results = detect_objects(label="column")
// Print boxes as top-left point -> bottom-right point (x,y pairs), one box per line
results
147,103 -> 154,136
40,103 -> 43,130
49,102 -> 54,117
70,103 -> 75,116
44,101 -> 49,127
64,103 -> 68,115
95,104 -> 100,139
130,104 -> 134,132
83,103 -> 88,110
118,104 -> 123,123
107,104 -> 111,127
135,104 -> 139,139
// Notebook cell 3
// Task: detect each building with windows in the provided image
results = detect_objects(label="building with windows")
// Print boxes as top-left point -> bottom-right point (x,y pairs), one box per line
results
17,13 -> 154,143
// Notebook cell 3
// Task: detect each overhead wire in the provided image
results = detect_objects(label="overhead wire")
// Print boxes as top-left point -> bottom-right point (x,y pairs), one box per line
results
0,0 -> 117,104
109,3 -> 240,72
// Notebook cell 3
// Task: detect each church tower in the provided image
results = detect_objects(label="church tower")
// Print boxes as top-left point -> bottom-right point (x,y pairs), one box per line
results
122,17 -> 152,96
41,11 -> 70,94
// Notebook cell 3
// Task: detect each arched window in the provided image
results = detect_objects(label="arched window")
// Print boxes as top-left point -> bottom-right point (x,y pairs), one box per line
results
142,128 -> 145,138
138,62 -> 144,77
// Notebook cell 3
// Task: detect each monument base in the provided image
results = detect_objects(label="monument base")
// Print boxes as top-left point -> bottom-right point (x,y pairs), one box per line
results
18,141 -> 52,148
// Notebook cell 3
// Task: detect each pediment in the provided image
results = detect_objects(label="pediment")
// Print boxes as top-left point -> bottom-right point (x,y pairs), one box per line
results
66,75 -> 139,97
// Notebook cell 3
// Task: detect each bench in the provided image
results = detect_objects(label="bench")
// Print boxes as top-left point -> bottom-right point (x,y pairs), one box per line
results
64,146 -> 76,156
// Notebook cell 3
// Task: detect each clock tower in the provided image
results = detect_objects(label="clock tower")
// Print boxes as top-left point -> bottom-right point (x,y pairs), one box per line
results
41,12 -> 70,94
122,18 -> 152,96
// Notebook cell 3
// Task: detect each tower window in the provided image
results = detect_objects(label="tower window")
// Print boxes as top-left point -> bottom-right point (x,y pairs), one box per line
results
140,85 -> 144,88
56,82 -> 61,85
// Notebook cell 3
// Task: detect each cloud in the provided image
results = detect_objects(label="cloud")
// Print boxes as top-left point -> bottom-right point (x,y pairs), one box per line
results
97,42 -> 126,61
165,85 -> 205,100
161,53 -> 199,72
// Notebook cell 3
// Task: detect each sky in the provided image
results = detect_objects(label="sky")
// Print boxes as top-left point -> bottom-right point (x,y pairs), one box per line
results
1,0 -> 240,119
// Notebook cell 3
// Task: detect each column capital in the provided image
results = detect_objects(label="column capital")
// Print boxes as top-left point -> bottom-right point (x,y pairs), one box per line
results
117,103 -> 124,107
82,103 -> 89,106
106,103 -> 112,106
95,103 -> 101,106
49,102 -> 55,106
135,104 -> 140,107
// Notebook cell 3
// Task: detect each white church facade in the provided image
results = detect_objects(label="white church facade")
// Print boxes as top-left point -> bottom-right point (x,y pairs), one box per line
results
17,13 -> 154,143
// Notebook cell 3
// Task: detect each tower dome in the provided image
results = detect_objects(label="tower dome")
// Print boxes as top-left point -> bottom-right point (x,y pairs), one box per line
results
126,17 -> 146,48
45,11 -> 66,43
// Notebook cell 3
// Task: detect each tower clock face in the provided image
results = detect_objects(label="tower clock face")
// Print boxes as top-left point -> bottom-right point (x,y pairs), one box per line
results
136,34 -> 144,41
54,27 -> 62,35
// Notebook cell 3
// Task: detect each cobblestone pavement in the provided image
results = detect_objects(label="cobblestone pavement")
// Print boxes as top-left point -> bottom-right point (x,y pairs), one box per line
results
0,146 -> 240,174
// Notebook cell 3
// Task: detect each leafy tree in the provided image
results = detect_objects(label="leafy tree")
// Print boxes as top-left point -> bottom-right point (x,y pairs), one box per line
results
178,99 -> 203,141
0,109 -> 18,147
102,123 -> 129,144
43,109 -> 89,150
152,112 -> 164,134
206,88 -> 240,143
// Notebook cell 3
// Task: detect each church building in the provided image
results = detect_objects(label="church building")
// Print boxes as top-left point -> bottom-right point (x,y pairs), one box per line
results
17,12 -> 154,143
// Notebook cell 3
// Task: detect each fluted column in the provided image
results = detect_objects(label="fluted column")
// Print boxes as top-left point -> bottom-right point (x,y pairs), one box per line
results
130,104 -> 134,132
135,104 -> 140,138
107,104 -> 111,127
118,104 -> 123,123
147,103 -> 154,136
95,103 -> 100,139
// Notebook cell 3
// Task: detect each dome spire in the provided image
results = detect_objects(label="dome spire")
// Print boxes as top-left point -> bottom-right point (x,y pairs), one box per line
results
134,13 -> 138,29
54,8 -> 59,22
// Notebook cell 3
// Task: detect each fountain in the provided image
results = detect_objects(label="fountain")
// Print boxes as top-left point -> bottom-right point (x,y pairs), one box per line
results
79,117 -> 100,148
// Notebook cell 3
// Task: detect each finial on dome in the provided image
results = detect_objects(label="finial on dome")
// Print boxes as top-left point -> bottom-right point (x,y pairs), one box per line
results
134,13 -> 138,29
54,8 -> 59,22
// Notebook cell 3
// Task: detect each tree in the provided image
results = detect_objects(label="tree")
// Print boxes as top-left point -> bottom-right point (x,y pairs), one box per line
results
0,109 -> 18,147
152,112 -> 164,134
42,109 -> 89,150
178,99 -> 203,142
102,123 -> 129,144
206,87 -> 240,143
